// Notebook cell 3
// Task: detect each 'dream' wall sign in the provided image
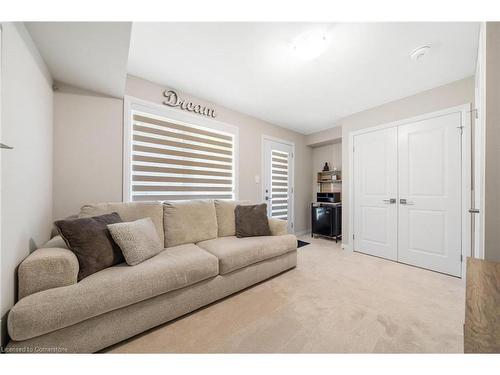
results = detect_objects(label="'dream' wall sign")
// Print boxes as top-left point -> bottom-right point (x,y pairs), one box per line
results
162,90 -> 217,118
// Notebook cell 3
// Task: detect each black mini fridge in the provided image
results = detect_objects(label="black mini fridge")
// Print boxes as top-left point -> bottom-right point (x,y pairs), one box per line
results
311,203 -> 342,242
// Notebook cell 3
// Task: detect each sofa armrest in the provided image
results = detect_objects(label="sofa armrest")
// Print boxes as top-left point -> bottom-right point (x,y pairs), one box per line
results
268,218 -> 288,236
18,244 -> 78,300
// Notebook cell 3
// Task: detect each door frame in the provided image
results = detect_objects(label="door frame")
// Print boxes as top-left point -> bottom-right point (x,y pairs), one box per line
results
261,135 -> 295,233
348,103 -> 472,278
472,22 -> 486,260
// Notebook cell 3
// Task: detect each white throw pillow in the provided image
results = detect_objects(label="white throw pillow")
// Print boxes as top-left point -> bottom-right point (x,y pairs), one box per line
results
107,217 -> 163,266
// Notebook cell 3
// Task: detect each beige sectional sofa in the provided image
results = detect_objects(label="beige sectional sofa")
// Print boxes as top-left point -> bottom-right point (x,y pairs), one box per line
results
6,200 -> 297,353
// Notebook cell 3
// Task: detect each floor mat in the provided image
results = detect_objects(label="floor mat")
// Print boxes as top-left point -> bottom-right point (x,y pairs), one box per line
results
297,240 -> 310,248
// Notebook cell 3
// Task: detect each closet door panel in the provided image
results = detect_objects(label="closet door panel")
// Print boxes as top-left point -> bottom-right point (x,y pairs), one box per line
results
398,112 -> 462,277
353,127 -> 398,260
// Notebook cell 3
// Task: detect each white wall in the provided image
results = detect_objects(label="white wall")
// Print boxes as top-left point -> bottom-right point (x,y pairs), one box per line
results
51,75 -> 312,233
1,23 -> 53,343
306,126 -> 342,147
125,75 -> 313,234
484,22 -> 500,262
307,77 -> 475,246
53,83 -> 123,220
311,142 -> 342,201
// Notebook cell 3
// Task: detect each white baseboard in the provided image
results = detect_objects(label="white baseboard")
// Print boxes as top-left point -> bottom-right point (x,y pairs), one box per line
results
341,243 -> 352,251
294,229 -> 310,236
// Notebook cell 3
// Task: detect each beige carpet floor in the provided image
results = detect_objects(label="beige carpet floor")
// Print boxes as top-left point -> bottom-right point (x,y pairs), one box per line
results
105,236 -> 465,353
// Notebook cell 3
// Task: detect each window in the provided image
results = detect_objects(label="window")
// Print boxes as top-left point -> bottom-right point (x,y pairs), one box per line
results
124,103 -> 237,202
270,149 -> 290,220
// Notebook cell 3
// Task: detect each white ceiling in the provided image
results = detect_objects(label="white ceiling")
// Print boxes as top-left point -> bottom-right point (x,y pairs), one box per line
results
25,22 -> 479,134
25,22 -> 132,98
128,22 -> 479,134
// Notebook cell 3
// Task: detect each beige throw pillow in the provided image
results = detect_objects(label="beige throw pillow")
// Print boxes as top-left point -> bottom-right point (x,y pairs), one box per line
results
107,218 -> 163,266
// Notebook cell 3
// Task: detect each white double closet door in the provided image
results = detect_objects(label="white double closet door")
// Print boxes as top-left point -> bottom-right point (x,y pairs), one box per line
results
353,111 -> 463,277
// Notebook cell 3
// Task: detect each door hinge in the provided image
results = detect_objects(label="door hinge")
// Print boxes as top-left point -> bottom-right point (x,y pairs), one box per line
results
352,234 -> 355,240
291,222 -> 294,228
457,125 -> 464,135
291,187 -> 294,193
461,254 -> 463,262
291,152 -> 294,158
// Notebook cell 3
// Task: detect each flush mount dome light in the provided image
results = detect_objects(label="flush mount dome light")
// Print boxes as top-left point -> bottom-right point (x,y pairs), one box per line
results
410,45 -> 431,61
292,30 -> 329,61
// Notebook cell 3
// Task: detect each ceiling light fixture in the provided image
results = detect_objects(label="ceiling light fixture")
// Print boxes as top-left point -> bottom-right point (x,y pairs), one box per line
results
292,30 -> 329,61
409,45 -> 431,61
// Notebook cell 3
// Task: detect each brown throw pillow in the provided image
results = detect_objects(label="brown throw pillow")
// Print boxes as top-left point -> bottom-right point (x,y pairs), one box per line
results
235,204 -> 272,238
54,212 -> 124,280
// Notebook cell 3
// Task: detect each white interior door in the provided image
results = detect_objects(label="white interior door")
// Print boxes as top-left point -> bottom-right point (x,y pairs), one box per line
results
353,127 -> 398,260
263,138 -> 294,233
398,112 -> 462,277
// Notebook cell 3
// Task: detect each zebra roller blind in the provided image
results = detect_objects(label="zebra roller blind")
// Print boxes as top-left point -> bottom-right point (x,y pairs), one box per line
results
271,149 -> 289,220
130,112 -> 235,201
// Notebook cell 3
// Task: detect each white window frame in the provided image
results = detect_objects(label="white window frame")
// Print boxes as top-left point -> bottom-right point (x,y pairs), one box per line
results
123,95 -> 239,202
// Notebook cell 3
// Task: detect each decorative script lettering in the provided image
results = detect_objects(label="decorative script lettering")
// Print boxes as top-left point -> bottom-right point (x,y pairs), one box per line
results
162,90 -> 216,118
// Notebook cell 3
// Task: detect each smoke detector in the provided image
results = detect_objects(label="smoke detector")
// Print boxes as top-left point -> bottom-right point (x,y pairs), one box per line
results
410,45 -> 431,61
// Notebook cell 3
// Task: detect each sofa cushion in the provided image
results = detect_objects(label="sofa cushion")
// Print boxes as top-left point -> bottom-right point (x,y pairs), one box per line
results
108,218 -> 163,266
214,200 -> 251,237
163,200 -> 218,247
268,218 -> 289,236
197,234 -> 297,274
54,213 -> 124,281
8,244 -> 218,341
79,201 -> 164,245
